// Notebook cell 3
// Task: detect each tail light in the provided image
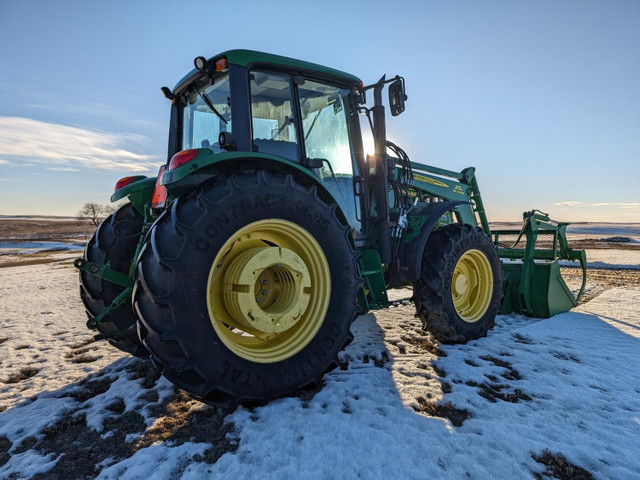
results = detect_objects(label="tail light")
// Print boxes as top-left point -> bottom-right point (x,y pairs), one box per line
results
168,149 -> 199,170
115,175 -> 146,192
151,166 -> 168,209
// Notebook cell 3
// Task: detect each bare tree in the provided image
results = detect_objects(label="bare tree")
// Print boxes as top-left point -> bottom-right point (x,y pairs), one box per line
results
77,202 -> 109,227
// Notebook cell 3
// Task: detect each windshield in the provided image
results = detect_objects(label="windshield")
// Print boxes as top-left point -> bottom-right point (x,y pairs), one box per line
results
181,74 -> 231,151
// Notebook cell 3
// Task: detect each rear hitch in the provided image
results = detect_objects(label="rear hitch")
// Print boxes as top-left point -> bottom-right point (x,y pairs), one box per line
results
84,286 -> 134,339
74,258 -> 134,288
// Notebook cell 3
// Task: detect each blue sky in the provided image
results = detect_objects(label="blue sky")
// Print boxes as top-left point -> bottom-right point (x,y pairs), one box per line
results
0,0 -> 638,222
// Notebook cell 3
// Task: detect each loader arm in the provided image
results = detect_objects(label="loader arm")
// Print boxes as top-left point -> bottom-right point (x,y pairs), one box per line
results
391,158 -> 587,318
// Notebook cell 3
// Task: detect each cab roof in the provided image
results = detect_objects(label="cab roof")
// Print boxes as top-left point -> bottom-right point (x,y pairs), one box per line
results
173,49 -> 362,91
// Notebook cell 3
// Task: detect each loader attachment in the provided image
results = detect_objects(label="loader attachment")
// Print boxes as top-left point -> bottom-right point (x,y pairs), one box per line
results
493,210 -> 587,318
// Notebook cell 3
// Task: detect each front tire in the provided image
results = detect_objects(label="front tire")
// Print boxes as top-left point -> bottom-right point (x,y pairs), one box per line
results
413,224 -> 502,343
134,171 -> 360,408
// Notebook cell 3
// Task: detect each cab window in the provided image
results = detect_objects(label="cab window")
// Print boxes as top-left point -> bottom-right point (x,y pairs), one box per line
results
250,71 -> 299,162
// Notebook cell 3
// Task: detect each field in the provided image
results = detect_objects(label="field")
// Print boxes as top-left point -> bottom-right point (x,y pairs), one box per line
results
1,218 -> 639,479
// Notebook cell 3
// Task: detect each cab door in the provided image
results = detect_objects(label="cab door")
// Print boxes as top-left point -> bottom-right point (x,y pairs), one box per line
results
297,80 -> 362,235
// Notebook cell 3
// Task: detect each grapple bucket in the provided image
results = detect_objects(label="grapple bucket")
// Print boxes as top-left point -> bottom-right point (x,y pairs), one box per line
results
492,211 -> 587,318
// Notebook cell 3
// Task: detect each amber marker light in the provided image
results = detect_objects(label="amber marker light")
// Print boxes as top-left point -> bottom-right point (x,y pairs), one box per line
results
151,166 -> 168,209
168,149 -> 199,170
215,58 -> 228,71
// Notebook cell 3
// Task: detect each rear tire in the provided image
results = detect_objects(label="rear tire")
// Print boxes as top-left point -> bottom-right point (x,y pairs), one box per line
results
413,224 -> 502,344
134,170 -> 360,408
80,204 -> 148,357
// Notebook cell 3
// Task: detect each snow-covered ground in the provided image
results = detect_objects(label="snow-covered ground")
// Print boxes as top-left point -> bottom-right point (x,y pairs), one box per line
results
1,250 -> 639,479
0,242 -> 84,256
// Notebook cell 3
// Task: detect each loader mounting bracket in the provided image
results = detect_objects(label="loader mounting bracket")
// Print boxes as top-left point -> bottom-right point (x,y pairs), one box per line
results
392,200 -> 470,286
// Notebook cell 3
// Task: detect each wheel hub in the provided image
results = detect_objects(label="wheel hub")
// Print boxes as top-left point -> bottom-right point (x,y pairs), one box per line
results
451,249 -> 493,323
222,246 -> 311,334
453,274 -> 468,296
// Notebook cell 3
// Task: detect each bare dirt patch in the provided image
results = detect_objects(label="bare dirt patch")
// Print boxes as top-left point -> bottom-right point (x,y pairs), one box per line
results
67,354 -> 102,364
561,267 -> 640,303
532,450 -> 594,480
125,359 -> 162,389
414,397 -> 470,427
64,345 -> 102,364
29,410 -> 147,480
137,390 -> 237,464
0,435 -> 11,468
0,218 -> 94,243
568,238 -> 640,252
3,367 -> 39,384
65,376 -> 114,403
13,371 -> 237,480
0,218 -> 94,268
476,382 -> 532,403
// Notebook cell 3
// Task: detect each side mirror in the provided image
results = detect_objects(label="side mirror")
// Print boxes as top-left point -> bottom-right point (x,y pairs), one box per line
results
388,77 -> 407,116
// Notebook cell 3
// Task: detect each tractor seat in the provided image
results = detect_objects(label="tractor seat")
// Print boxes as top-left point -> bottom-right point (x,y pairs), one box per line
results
253,139 -> 299,162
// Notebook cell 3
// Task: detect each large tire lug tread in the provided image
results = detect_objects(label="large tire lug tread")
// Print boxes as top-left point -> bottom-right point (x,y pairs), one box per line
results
80,203 -> 148,357
413,224 -> 502,344
135,171 -> 360,408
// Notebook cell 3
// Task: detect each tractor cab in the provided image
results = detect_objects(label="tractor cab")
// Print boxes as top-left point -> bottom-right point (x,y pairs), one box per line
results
163,51 -> 367,235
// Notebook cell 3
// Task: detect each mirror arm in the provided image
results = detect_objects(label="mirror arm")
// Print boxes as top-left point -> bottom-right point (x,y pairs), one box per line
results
362,75 -> 401,92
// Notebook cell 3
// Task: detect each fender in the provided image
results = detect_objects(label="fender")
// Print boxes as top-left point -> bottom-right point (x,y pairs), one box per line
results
394,200 -> 471,285
161,148 -> 351,227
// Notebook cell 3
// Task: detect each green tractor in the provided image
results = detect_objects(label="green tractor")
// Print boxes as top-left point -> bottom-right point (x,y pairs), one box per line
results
75,50 -> 587,408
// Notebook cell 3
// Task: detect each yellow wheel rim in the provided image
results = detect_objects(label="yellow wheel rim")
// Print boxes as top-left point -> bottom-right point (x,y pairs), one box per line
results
206,219 -> 331,363
451,249 -> 493,323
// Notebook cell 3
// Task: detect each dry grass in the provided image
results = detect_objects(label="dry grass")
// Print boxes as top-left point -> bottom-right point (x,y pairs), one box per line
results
0,435 -> 11,468
3,366 -> 39,384
0,218 -> 94,242
414,397 -> 470,427
532,450 -> 594,479
20,388 -> 237,480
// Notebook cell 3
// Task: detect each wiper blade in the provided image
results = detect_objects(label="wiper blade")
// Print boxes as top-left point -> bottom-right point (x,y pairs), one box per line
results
197,87 -> 228,124
304,109 -> 323,141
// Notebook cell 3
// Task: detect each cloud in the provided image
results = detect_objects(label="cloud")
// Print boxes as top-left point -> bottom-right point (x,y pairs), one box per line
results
47,167 -> 80,172
556,201 -> 640,209
0,117 -> 159,172
590,203 -> 640,209
0,159 -> 8,164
